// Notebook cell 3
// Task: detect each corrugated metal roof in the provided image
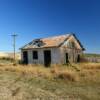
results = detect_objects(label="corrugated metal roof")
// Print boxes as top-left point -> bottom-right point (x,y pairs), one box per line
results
21,34 -> 71,49
21,34 -> 85,50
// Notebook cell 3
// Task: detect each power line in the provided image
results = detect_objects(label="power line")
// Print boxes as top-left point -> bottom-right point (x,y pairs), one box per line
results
11,33 -> 18,62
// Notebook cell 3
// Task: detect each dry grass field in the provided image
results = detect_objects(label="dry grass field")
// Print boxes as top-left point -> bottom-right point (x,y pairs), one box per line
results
0,52 -> 21,60
0,59 -> 100,100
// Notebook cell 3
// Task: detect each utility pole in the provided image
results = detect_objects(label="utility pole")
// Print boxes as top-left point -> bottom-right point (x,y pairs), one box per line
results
11,33 -> 18,62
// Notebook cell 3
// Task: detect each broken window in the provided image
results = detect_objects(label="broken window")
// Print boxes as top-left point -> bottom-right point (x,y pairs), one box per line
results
67,41 -> 76,48
33,51 -> 38,59
33,39 -> 44,47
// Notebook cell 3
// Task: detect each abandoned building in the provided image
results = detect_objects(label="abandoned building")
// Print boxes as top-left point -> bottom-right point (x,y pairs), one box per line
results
21,34 -> 85,66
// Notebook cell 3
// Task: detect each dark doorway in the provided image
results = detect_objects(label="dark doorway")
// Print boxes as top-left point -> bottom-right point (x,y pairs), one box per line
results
77,54 -> 80,62
44,50 -> 51,67
23,51 -> 28,64
66,53 -> 69,63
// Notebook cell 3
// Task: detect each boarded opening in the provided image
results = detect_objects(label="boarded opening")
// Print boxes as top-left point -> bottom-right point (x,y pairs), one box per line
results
66,53 -> 69,63
44,50 -> 51,67
77,54 -> 80,62
23,51 -> 28,64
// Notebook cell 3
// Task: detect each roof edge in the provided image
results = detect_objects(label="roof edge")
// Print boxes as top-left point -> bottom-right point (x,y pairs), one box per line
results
71,33 -> 85,51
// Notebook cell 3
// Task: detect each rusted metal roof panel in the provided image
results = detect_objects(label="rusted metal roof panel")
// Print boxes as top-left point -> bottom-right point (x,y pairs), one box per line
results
21,34 -> 71,49
21,34 -> 85,50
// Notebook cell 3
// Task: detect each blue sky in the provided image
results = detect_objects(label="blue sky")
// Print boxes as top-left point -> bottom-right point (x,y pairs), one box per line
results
0,0 -> 100,53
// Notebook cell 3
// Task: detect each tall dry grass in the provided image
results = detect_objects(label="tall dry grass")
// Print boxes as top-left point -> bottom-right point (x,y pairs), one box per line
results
75,62 -> 100,70
0,64 -> 79,81
0,64 -> 51,77
82,63 -> 100,69
0,63 -> 100,82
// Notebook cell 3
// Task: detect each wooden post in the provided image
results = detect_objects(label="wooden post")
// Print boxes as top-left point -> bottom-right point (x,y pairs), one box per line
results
11,33 -> 18,64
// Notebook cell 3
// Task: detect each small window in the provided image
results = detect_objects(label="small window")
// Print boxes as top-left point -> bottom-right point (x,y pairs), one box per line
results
33,51 -> 38,59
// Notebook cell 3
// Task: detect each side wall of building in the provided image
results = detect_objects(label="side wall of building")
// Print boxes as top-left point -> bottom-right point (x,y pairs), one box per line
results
21,47 -> 62,65
60,35 -> 83,63
59,47 -> 83,64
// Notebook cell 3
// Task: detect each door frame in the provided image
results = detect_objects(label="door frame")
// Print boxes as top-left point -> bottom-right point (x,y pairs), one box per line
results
23,51 -> 28,64
44,50 -> 51,67
65,53 -> 69,63
77,54 -> 80,62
